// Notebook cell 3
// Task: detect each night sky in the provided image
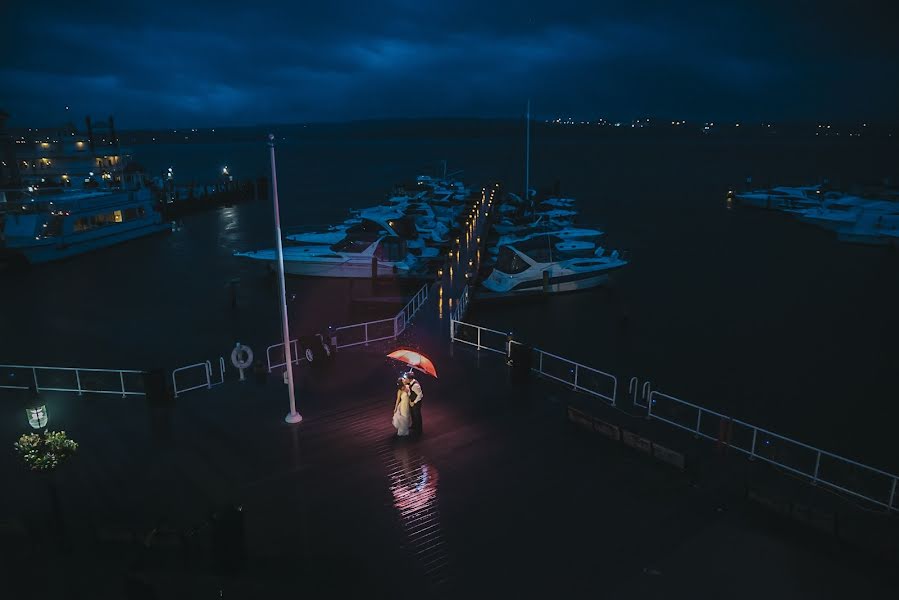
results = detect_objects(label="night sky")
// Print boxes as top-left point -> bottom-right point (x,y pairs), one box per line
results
2,0 -> 897,127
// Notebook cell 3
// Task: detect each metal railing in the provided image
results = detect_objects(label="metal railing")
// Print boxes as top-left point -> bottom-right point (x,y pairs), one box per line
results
1,363 -> 145,398
333,283 -> 429,349
648,390 -> 898,511
266,284 -> 430,371
449,320 -> 618,406
172,359 -> 226,398
448,285 -> 470,328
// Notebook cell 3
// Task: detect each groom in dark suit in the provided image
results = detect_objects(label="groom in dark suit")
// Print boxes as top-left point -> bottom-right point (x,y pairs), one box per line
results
403,372 -> 424,437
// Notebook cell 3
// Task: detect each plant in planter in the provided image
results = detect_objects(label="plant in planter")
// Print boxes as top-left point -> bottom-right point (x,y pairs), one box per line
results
14,430 -> 79,472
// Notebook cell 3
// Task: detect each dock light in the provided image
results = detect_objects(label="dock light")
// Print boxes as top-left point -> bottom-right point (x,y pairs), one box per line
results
437,268 -> 443,277
27,405 -> 48,430
468,259 -> 473,267
222,166 -> 230,176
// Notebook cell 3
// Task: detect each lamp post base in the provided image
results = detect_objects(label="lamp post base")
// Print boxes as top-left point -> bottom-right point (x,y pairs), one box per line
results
285,412 -> 303,424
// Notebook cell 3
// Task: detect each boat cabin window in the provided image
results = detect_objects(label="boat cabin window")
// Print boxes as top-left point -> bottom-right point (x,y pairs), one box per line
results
346,219 -> 385,236
385,216 -> 416,239
495,246 -> 531,274
331,236 -> 377,253
375,237 -> 407,262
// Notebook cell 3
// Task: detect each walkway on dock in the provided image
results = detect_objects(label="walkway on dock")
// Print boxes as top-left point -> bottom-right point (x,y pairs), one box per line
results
2,343 -> 896,598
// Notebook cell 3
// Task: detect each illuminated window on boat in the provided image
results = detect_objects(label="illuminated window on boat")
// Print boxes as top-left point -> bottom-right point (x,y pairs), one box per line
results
114,210 -> 123,223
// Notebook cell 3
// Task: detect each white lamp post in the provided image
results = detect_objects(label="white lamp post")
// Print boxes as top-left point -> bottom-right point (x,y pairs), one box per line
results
268,134 -> 302,424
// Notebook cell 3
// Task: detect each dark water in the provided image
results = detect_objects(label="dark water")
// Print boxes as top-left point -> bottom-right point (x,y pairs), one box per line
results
2,131 -> 898,469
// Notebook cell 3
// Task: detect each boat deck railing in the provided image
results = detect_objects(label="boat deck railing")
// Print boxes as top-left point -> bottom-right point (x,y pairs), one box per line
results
0,363 -> 146,398
172,357 -> 226,398
449,316 -> 899,512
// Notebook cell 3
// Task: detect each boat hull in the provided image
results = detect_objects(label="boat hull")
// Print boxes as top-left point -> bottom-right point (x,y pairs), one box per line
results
6,220 -> 170,264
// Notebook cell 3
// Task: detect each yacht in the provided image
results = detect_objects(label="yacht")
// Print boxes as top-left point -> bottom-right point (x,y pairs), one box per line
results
286,208 -> 440,258
0,167 -> 167,265
733,185 -> 836,210
235,234 -> 425,278
488,226 -> 604,255
789,197 -> 899,231
493,209 -> 578,235
480,234 -> 627,296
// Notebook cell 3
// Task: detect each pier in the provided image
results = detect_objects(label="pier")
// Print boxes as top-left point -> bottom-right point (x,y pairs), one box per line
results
2,183 -> 897,597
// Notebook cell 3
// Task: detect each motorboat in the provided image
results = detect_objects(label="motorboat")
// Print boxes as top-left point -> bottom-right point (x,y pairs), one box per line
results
235,234 -> 426,279
789,197 -> 899,231
492,209 -> 578,235
836,212 -> 899,246
287,208 -> 441,258
733,185 -> 837,210
488,226 -> 604,255
480,234 -> 627,295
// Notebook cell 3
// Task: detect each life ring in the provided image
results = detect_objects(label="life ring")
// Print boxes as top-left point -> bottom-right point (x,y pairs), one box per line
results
231,343 -> 254,370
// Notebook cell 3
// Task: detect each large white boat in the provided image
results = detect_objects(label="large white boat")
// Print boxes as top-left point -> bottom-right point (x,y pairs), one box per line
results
235,234 -> 426,278
1,116 -> 169,266
488,226 -> 604,255
789,196 -> 899,231
0,168 -> 167,265
480,234 -> 627,296
286,208 -> 441,259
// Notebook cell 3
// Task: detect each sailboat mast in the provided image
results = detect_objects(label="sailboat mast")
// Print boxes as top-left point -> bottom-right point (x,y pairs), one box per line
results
525,100 -> 530,209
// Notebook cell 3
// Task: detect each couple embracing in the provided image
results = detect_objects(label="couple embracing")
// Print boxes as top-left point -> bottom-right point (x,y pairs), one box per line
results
393,372 -> 423,438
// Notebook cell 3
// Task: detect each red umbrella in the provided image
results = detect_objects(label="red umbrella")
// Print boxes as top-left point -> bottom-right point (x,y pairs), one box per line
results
387,349 -> 438,378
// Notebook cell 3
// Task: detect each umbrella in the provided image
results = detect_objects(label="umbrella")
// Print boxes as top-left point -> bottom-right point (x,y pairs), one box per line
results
387,349 -> 438,378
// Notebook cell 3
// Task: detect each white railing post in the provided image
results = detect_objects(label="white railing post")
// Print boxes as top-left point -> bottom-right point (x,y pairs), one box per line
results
695,409 -> 702,436
32,367 -> 39,393
573,364 -> 579,390
477,326 -> 481,351
364,323 -> 369,346
119,371 -> 126,398
539,350 -> 544,374
750,429 -> 758,460
812,452 -> 821,485
205,361 -> 212,389
75,369 -> 83,396
890,478 -> 897,510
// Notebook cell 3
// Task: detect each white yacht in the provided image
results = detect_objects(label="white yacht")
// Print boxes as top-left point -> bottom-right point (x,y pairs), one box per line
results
0,167 -> 167,265
488,226 -> 604,255
733,185 -> 836,210
481,234 -> 627,296
493,209 -> 578,235
286,208 -> 440,259
235,234 -> 424,278
789,197 -> 899,231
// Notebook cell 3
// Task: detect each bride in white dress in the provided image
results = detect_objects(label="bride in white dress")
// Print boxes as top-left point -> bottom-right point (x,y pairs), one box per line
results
393,379 -> 412,437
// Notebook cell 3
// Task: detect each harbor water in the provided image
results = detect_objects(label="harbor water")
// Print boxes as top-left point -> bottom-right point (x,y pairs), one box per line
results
2,129 -> 898,470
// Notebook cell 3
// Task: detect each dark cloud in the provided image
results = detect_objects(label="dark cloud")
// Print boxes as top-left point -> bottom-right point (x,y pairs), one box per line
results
1,0 -> 897,127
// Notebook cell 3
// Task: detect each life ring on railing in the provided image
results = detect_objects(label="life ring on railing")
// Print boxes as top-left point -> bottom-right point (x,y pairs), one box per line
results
231,343 -> 254,370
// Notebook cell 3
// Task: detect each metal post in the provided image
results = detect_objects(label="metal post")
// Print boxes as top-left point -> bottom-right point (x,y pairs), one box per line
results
695,409 -> 702,435
32,368 -> 39,393
364,323 -> 369,345
573,364 -> 579,390
539,351 -> 544,374
269,134 -> 302,425
812,452 -> 821,484
75,369 -> 83,396
750,429 -> 758,460
205,361 -> 212,389
890,478 -> 897,510
119,371 -> 126,398
525,100 -> 530,208
477,326 -> 481,351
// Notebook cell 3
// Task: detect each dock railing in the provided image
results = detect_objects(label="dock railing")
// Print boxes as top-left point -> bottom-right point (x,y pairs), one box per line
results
449,316 -> 898,512
266,283 -> 430,371
171,357 -> 226,398
1,363 -> 146,398
449,320 -> 618,406
648,390 -> 899,511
